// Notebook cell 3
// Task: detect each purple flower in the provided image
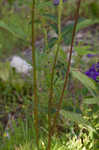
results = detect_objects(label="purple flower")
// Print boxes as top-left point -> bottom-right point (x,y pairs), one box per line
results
87,54 -> 96,58
53,0 -> 67,6
96,62 -> 99,70
85,62 -> 99,82
87,54 -> 99,58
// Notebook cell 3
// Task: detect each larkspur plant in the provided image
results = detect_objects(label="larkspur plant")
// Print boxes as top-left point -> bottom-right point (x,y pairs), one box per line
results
1,0 -> 99,150
53,0 -> 67,6
85,62 -> 99,82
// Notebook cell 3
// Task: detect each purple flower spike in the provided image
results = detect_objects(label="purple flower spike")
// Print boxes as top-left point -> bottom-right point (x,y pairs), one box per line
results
87,54 -> 96,58
96,62 -> 99,70
53,0 -> 60,6
53,0 -> 67,6
63,0 -> 67,2
85,62 -> 99,82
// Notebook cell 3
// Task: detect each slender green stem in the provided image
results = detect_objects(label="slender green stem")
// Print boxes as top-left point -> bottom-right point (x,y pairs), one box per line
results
32,0 -> 39,149
42,21 -> 49,53
43,27 -> 49,52
47,1 -> 63,150
46,0 -> 82,150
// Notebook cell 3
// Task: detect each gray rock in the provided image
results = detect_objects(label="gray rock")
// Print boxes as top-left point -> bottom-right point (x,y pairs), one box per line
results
10,56 -> 32,74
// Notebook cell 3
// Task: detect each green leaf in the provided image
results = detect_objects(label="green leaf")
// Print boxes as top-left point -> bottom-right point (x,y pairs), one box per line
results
76,19 -> 99,32
42,14 -> 57,24
62,22 -> 74,45
0,62 -> 25,91
62,18 -> 99,45
74,45 -> 95,56
0,62 -> 10,81
62,22 -> 74,36
0,21 -> 26,40
63,32 -> 72,45
60,110 -> 87,124
71,70 -> 97,92
83,97 -> 99,105
11,79 -> 25,91
49,23 -> 58,34
36,1 -> 53,9
90,2 -> 99,18
61,19 -> 82,45
48,37 -> 58,49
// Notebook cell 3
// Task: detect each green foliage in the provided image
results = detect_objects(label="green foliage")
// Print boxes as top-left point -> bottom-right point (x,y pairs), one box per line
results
83,97 -> 99,105
0,62 -> 25,91
71,70 -> 97,92
74,45 -> 95,56
0,0 -> 99,150
60,110 -> 87,125
36,1 -> 54,10
0,21 -> 26,40
0,118 -> 35,150
76,19 -> 99,32
0,62 -> 10,81
48,18 -> 99,47
0,6 -> 32,58
88,1 -> 99,18
0,19 -> 27,40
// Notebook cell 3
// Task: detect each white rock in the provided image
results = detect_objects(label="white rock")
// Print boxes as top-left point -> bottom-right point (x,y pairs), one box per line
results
48,30 -> 58,38
82,55 -> 90,63
10,56 -> 32,74
76,33 -> 83,39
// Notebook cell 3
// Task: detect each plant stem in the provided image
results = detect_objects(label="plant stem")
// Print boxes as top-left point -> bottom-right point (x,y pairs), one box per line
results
46,0 -> 82,150
32,0 -> 39,149
47,1 -> 63,150
42,21 -> 49,53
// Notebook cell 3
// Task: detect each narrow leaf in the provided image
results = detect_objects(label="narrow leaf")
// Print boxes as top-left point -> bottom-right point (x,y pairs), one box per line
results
0,21 -> 26,40
60,110 -> 87,124
83,97 -> 99,105
71,70 -> 97,91
76,19 -> 99,32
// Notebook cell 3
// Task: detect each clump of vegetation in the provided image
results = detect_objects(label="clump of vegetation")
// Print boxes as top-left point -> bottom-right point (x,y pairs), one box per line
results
0,0 -> 99,150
